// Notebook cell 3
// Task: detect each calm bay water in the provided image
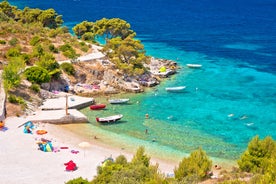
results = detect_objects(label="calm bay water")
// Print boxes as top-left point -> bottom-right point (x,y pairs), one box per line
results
9,0 -> 276,161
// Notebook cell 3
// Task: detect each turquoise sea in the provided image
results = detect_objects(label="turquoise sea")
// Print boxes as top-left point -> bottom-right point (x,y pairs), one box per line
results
9,0 -> 276,162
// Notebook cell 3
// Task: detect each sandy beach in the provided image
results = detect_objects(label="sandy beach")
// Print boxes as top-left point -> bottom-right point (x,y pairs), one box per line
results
0,116 -> 176,184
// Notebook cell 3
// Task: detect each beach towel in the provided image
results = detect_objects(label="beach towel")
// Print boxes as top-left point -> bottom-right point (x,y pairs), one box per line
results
64,160 -> 77,171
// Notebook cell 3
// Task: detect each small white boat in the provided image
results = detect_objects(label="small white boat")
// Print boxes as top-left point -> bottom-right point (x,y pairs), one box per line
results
186,64 -> 202,68
109,98 -> 129,104
166,86 -> 186,92
96,114 -> 123,123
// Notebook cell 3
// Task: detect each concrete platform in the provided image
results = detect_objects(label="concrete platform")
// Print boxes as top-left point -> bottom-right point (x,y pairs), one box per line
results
25,109 -> 88,124
40,94 -> 94,110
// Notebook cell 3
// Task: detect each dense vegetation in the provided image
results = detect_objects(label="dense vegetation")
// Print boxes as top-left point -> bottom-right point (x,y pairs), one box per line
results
0,0 -> 147,111
73,18 -> 148,75
65,136 -> 276,184
174,147 -> 212,182
237,136 -> 276,183
0,1 -> 81,95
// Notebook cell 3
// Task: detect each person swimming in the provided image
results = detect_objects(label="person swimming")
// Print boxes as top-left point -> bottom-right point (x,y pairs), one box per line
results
240,115 -> 248,120
228,113 -> 234,117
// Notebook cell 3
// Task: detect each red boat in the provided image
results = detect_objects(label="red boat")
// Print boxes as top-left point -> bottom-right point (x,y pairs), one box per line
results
90,104 -> 106,110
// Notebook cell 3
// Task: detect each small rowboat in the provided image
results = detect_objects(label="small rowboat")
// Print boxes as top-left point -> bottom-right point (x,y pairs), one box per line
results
186,64 -> 202,68
166,86 -> 186,92
109,98 -> 129,104
96,114 -> 123,123
90,104 -> 106,110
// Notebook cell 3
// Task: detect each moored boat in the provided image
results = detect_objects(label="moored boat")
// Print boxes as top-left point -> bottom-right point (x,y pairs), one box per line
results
109,98 -> 129,104
90,104 -> 106,110
186,64 -> 202,68
166,86 -> 186,92
96,114 -> 123,123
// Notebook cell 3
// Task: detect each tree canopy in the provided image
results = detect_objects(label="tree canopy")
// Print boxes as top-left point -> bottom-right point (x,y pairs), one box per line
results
91,146 -> 165,184
174,147 -> 212,182
24,66 -> 50,84
72,20 -> 93,39
72,18 -> 135,42
72,18 -> 147,76
238,136 -> 276,173
93,18 -> 135,40
103,35 -> 148,75
2,57 -> 25,92
0,1 -> 63,28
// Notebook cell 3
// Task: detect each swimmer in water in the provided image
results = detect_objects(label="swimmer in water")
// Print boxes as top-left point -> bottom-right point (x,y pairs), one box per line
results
228,113 -> 234,117
145,114 -> 149,119
240,115 -> 248,120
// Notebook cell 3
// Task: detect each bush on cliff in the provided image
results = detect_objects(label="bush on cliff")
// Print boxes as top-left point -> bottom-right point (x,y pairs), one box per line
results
24,66 -> 50,84
174,147 -> 212,182
238,136 -> 276,183
91,146 -> 165,184
60,62 -> 75,75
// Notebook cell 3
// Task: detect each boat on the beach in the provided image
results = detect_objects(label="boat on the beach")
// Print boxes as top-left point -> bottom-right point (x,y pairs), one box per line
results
109,98 -> 129,104
96,114 -> 123,123
186,64 -> 202,68
166,86 -> 186,92
90,104 -> 106,110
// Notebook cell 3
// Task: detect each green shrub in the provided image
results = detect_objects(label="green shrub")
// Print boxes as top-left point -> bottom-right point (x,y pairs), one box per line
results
49,44 -> 58,53
8,94 -> 19,103
174,147 -> 212,181
131,146 -> 150,167
63,49 -> 78,59
48,68 -> 61,79
79,41 -> 86,46
6,47 -> 21,58
91,146 -> 165,184
80,45 -> 89,52
59,43 -> 72,52
9,37 -> 18,46
24,66 -> 50,84
30,84 -> 40,93
32,44 -> 44,57
65,177 -> 89,184
81,32 -> 94,42
21,53 -> 31,65
59,43 -> 78,59
30,36 -> 41,46
220,180 -> 247,184
115,155 -> 128,165
60,62 -> 75,75
36,53 -> 59,71
0,40 -> 6,44
2,57 -> 25,92
8,94 -> 25,105
48,29 -> 59,38
238,136 -> 276,174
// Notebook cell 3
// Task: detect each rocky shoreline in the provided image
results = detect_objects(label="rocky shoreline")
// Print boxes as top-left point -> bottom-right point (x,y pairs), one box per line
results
41,45 -> 178,96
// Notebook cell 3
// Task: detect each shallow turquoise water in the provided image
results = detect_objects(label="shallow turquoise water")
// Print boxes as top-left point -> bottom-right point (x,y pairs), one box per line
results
81,43 -> 276,161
